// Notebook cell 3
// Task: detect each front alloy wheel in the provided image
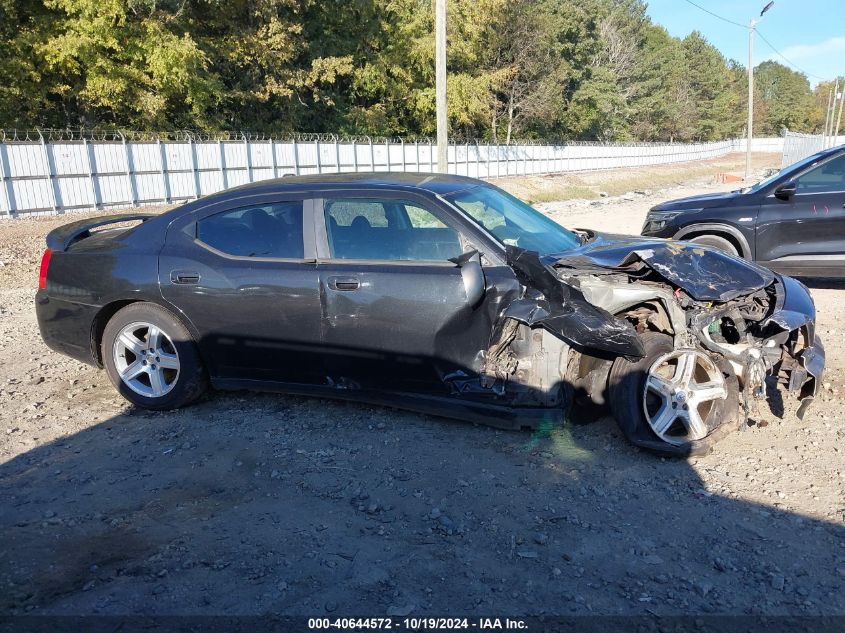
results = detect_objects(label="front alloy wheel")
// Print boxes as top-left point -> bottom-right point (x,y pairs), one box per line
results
607,332 -> 739,456
643,349 -> 727,445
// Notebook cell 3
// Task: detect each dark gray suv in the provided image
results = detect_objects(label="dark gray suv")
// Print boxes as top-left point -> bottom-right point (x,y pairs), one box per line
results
642,145 -> 845,277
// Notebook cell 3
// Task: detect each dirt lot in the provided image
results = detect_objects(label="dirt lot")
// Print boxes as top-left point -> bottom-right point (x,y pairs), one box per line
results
1,154 -> 844,618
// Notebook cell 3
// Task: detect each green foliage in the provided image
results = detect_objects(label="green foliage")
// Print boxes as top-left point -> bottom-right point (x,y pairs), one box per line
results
0,0 -> 824,140
753,61 -> 815,135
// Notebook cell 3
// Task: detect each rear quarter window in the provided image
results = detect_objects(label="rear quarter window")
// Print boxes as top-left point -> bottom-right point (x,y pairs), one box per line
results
197,201 -> 305,259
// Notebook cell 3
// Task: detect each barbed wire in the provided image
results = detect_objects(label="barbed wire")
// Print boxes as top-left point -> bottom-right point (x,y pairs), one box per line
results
0,127 -> 751,147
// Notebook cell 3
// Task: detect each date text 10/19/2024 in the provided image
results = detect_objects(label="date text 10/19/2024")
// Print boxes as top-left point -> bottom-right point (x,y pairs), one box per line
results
308,618 -> 528,630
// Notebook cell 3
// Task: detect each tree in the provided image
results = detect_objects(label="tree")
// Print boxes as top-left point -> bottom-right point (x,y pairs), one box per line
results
753,61 -> 814,135
0,0 -> 830,141
37,0 -> 222,128
629,24 -> 695,141
681,31 -> 736,140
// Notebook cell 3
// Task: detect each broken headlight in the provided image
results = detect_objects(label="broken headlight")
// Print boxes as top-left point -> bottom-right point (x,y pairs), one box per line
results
642,210 -> 686,233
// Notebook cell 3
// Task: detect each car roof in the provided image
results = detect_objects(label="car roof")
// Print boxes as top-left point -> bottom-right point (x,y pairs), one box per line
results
153,172 -> 490,225
217,172 -> 483,198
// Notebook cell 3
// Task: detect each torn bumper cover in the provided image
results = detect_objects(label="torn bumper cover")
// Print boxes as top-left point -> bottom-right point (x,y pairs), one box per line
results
762,275 -> 825,419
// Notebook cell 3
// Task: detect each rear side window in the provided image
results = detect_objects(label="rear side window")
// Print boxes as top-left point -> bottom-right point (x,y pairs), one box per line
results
795,154 -> 845,193
325,200 -> 388,227
197,201 -> 304,259
324,198 -> 462,261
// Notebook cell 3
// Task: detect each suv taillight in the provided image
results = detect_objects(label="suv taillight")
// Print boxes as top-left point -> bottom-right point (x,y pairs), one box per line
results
38,249 -> 53,290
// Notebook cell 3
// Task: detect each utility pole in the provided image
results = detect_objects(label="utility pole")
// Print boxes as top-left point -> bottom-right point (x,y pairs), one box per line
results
746,2 -> 774,180
834,87 -> 845,147
826,81 -> 840,148
825,81 -> 840,148
435,0 -> 448,173
823,87 -> 833,148
745,18 -> 755,180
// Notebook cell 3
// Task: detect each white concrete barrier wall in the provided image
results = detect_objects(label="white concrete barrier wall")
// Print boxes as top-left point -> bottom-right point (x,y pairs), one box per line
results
0,136 -> 784,217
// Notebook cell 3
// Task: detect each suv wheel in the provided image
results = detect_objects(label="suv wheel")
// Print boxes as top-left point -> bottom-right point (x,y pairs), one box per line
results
102,302 -> 207,410
687,234 -> 738,256
607,332 -> 739,456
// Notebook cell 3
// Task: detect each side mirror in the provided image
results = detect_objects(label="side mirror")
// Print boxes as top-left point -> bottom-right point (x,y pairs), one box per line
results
449,250 -> 486,307
774,181 -> 797,200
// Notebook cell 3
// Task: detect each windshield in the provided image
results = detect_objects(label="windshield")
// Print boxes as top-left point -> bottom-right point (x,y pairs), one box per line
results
743,149 -> 833,193
447,185 -> 580,255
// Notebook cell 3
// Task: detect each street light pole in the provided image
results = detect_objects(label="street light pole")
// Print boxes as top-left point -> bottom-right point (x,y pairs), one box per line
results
435,0 -> 448,173
745,18 -> 755,180
745,2 -> 774,181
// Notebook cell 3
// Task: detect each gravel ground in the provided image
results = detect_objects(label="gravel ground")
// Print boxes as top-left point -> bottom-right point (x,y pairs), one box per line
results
1,166 -> 844,618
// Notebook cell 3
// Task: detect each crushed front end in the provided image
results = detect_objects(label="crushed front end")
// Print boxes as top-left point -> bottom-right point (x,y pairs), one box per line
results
543,234 -> 824,453
435,235 -> 822,455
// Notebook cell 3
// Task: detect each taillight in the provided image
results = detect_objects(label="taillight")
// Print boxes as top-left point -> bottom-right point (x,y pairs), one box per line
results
38,249 -> 53,290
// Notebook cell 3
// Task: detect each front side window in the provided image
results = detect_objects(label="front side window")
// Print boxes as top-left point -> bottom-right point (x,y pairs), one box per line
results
324,198 -> 462,261
794,153 -> 845,193
447,185 -> 580,256
197,201 -> 304,259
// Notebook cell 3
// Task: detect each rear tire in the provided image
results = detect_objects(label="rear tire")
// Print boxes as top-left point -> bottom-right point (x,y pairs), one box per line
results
687,234 -> 739,257
607,332 -> 738,456
102,302 -> 207,410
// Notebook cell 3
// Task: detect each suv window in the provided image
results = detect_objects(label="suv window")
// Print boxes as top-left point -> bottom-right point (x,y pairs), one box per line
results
197,201 -> 304,258
324,199 -> 462,261
795,153 -> 845,193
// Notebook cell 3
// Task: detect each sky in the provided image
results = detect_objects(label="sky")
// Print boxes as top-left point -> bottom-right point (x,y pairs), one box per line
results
644,0 -> 845,86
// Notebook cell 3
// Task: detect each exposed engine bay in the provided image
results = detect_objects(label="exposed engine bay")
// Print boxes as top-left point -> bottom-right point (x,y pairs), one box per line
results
461,236 -> 824,456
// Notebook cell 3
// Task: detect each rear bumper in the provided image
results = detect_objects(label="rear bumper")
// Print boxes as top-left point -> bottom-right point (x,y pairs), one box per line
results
35,290 -> 100,367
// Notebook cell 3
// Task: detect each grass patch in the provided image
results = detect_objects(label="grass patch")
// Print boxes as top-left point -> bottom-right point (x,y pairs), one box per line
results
526,186 -> 598,204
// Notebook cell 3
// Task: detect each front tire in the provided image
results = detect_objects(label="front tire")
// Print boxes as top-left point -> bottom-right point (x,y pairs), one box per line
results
687,234 -> 738,257
607,332 -> 739,456
102,302 -> 207,410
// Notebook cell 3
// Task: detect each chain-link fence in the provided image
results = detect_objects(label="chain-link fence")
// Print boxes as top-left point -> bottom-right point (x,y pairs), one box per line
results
781,132 -> 825,168
0,129 -> 779,218
781,131 -> 845,168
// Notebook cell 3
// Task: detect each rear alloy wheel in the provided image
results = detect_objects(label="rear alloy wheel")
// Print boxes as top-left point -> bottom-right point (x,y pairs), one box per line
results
113,322 -> 181,399
688,234 -> 738,257
608,332 -> 739,456
103,303 -> 207,410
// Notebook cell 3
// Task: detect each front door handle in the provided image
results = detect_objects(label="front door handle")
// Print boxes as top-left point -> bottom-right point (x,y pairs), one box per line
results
170,270 -> 201,284
327,276 -> 360,291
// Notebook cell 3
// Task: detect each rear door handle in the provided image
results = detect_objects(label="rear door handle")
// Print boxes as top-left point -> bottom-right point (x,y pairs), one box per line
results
327,276 -> 360,291
170,271 -> 200,284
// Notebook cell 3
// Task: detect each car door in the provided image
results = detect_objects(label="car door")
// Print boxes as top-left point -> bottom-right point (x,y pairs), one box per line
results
756,152 -> 845,274
312,191 -> 517,395
159,194 -> 325,384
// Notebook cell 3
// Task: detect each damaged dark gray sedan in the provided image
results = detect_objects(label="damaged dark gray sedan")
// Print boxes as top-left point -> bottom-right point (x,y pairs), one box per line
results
35,174 -> 824,455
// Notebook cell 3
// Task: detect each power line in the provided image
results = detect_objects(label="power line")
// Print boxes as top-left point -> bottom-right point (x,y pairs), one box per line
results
681,0 -> 830,82
681,0 -> 745,29
755,29 -> 828,82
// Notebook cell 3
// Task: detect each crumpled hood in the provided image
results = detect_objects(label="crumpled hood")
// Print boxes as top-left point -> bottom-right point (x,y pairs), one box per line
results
650,190 -> 741,211
550,232 -> 775,302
